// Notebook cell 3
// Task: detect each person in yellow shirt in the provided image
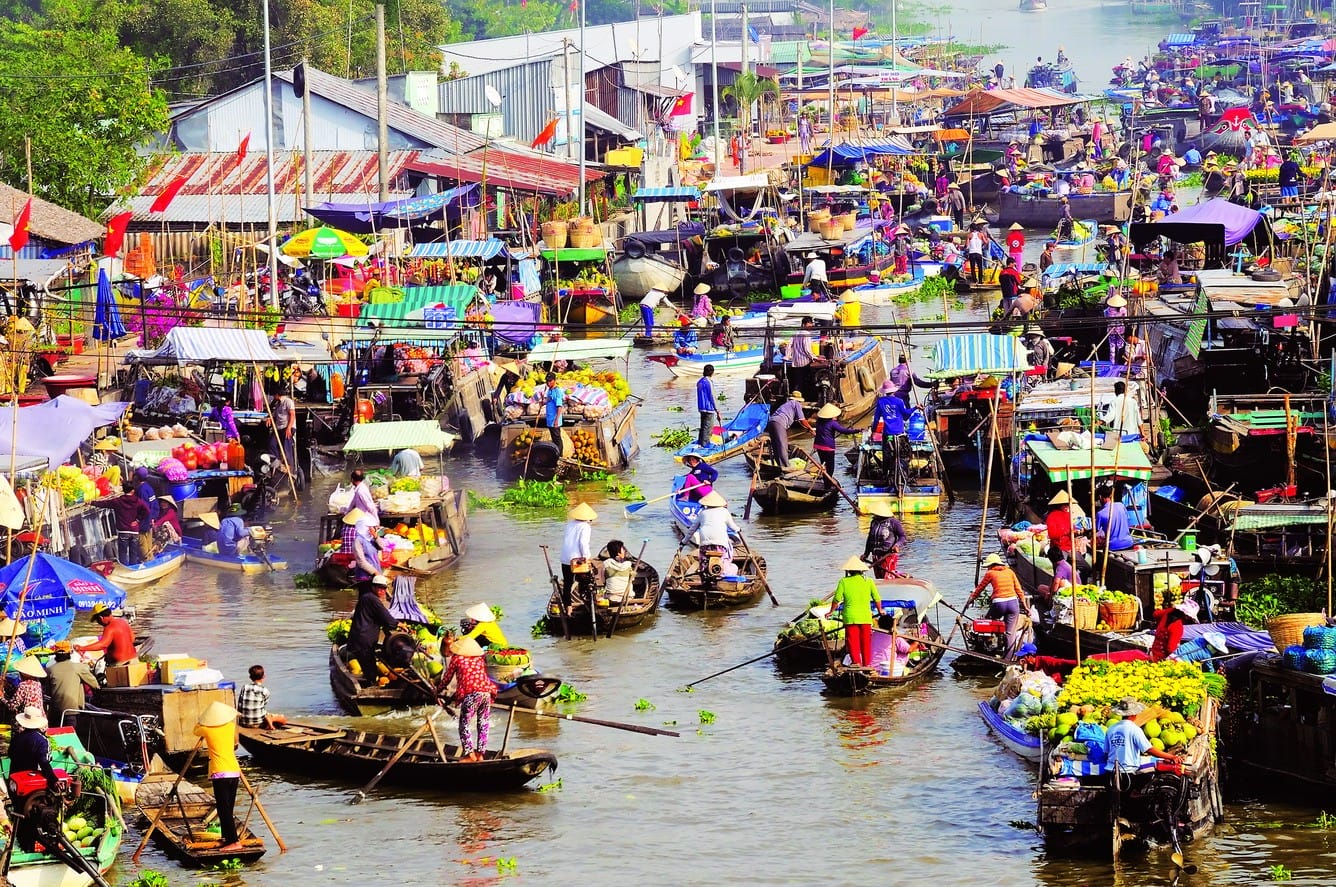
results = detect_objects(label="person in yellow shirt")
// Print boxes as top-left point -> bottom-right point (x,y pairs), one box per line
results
459,602 -> 508,649
194,701 -> 245,853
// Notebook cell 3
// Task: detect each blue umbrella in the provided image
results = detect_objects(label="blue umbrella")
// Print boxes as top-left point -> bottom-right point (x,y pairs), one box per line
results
0,552 -> 127,645
92,267 -> 126,342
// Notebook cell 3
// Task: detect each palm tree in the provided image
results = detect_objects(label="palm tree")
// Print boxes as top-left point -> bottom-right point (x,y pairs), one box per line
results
721,71 -> 780,171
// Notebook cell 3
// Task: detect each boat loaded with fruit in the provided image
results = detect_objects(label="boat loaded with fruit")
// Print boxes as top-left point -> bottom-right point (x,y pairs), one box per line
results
496,339 -> 642,482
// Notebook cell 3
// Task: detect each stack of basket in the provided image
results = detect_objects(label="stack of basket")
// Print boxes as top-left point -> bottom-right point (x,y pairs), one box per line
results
541,220 -> 568,249
1283,622 -> 1336,674
808,208 -> 831,234
1098,596 -> 1140,631
567,218 -> 602,248
840,212 -> 857,232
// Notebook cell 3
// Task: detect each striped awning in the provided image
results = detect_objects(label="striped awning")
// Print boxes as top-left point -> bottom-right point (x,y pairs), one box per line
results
926,334 -> 1032,379
125,327 -> 287,364
1230,504 -> 1331,531
1026,439 -> 1154,482
343,420 -> 457,454
408,240 -> 506,259
1163,33 -> 1195,46
358,284 -> 479,325
633,187 -> 700,203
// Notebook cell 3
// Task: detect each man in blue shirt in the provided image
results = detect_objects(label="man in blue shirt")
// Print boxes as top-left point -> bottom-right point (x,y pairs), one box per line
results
1095,485 -> 1135,551
543,372 -> 565,453
696,364 -> 720,447
1183,146 -> 1202,167
873,381 -> 914,482
1106,700 -> 1180,778
216,514 -> 251,557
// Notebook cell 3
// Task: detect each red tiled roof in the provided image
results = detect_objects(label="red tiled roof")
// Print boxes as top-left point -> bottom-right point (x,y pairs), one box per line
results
137,150 -> 421,198
407,150 -> 604,197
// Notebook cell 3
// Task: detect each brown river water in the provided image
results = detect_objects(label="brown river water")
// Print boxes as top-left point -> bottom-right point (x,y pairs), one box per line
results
110,293 -> 1336,886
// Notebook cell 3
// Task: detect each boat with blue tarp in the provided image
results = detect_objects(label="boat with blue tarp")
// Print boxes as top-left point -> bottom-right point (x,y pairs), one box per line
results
669,475 -> 742,539
673,402 -> 770,464
646,345 -> 765,378
979,699 -> 1043,760
175,535 -> 288,573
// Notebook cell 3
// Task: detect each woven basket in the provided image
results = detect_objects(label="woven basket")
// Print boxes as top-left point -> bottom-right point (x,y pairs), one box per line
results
1073,597 -> 1098,631
1268,613 -> 1326,651
1099,598 -> 1140,631
808,210 -> 830,233
541,221 -> 568,249
568,231 -> 602,248
841,212 -> 857,231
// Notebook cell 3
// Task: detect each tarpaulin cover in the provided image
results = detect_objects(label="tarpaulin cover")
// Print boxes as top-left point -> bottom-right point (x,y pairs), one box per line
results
926,334 -> 1032,378
490,300 -> 542,346
1025,439 -> 1155,482
127,327 -> 287,364
0,553 -> 126,644
0,396 -> 128,470
805,140 -> 913,167
358,285 -> 477,325
1131,198 -> 1263,246
1182,621 -> 1275,653
527,339 -> 634,363
306,185 -> 479,233
624,223 -> 707,247
407,240 -> 506,259
343,420 -> 458,454
633,187 -> 700,203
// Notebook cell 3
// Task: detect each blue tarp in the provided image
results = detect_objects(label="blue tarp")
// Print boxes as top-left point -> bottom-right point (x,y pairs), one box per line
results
1162,33 -> 1195,46
926,334 -> 1032,379
0,396 -> 129,470
408,239 -> 506,260
306,185 -> 480,233
805,140 -> 913,167
633,187 -> 700,203
0,553 -> 126,645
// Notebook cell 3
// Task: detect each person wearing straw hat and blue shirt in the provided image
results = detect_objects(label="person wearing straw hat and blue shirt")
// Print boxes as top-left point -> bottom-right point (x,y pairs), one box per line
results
829,556 -> 885,668
194,701 -> 246,853
766,391 -> 813,471
812,402 -> 859,477
966,554 -> 1031,657
560,503 -> 597,610
696,364 -> 721,448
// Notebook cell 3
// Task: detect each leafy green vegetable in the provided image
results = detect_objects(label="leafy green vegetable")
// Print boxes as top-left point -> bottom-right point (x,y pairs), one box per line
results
698,709 -> 716,724
536,778 -> 563,793
469,480 -> 569,510
1234,574 -> 1326,629
652,426 -> 694,449
292,571 -> 323,588
128,873 -> 170,887
530,617 -> 549,639
634,698 -> 656,711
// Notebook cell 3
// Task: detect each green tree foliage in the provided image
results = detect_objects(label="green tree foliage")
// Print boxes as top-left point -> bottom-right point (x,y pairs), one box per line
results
0,22 -> 169,216
447,0 -> 564,41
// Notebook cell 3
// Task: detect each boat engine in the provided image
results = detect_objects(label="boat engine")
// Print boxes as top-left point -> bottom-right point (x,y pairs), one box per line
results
1143,761 -> 1197,851
6,768 -> 112,887
966,619 -> 1009,659
698,544 -> 731,585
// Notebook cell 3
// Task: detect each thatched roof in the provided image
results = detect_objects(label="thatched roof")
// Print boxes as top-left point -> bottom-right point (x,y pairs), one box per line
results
0,182 -> 104,246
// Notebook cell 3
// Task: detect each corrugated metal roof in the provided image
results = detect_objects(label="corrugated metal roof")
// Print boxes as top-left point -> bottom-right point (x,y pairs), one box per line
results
408,151 -> 602,197
583,103 -> 642,140
438,59 -> 556,146
344,420 -> 457,454
943,87 -> 1085,117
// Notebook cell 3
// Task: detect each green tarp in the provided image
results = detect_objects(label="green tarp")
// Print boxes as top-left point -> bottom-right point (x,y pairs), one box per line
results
358,285 -> 478,325
1025,439 -> 1155,482
343,420 -> 458,454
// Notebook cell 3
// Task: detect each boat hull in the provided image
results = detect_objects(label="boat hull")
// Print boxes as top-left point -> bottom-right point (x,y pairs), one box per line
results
751,475 -> 839,514
544,559 -> 662,635
611,253 -> 686,301
652,348 -> 765,378
663,550 -> 769,610
978,700 -> 1042,760
176,538 -> 287,573
819,623 -> 946,695
108,549 -> 185,586
856,488 -> 942,515
998,190 -> 1131,227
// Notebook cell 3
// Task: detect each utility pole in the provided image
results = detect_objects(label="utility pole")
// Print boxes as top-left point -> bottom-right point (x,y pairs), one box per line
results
740,3 -> 749,174
578,0 -> 588,215
261,0 -> 279,308
375,0 -> 389,201
710,0 -> 720,168
301,57 -> 313,207
563,39 -> 574,160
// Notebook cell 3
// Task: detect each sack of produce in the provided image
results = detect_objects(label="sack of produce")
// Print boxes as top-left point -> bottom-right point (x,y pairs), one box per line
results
327,484 -> 354,513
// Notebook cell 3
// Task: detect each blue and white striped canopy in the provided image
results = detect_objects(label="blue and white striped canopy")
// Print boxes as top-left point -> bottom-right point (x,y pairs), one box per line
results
1163,33 -> 1195,46
408,239 -> 506,259
633,186 -> 700,203
926,334 -> 1032,379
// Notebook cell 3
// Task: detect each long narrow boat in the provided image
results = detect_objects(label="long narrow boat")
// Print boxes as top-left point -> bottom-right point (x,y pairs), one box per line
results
663,548 -> 769,610
104,548 -> 186,586
819,578 -> 946,695
851,435 -> 944,515
751,469 -> 840,514
673,402 -> 770,464
544,557 -> 662,635
1052,219 -> 1100,263
646,346 -> 765,378
134,772 -> 266,867
978,699 -> 1043,760
668,475 -> 744,539
175,536 -> 288,573
820,621 -> 946,694
237,721 -> 557,792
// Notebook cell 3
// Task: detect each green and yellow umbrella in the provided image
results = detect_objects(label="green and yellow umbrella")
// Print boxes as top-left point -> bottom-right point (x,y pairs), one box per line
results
280,226 -> 369,259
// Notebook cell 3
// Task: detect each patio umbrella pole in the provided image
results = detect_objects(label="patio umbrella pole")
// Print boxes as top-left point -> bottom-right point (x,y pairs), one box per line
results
253,361 -> 300,504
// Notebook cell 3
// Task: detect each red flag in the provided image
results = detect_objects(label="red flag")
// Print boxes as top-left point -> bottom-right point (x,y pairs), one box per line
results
531,118 -> 559,149
235,133 -> 251,170
149,175 -> 188,214
103,212 -> 133,258
852,26 -> 868,40
669,93 -> 695,116
8,198 -> 31,253
568,0 -> 577,10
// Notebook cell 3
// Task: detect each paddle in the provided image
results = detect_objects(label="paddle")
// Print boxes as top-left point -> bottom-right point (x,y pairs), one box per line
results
685,624 -> 846,687
133,740 -> 202,862
238,771 -> 288,852
503,703 -> 680,737
350,715 -> 437,804
538,544 -> 570,640
625,480 -> 706,517
733,527 -> 778,606
743,439 -> 766,521
792,445 -> 861,514
607,539 -> 649,639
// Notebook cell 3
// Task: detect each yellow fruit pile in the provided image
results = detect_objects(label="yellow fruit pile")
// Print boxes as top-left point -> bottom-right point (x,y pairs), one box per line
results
1058,659 -> 1207,714
569,429 -> 603,466
510,428 -> 540,465
515,369 -> 633,406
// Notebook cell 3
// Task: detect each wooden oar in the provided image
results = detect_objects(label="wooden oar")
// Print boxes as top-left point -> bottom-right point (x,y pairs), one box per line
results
504,704 -> 679,737
350,716 -> 436,804
133,740 -> 203,862
792,445 -> 861,513
685,624 -> 846,687
538,544 -> 569,640
743,438 -> 766,520
734,527 -> 778,606
625,481 -> 706,516
238,771 -> 287,852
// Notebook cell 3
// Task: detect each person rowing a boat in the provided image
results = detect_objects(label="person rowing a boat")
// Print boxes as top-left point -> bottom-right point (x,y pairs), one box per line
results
812,403 -> 860,477
829,556 -> 886,669
684,491 -> 739,566
194,701 -> 247,853
678,454 -> 717,502
459,602 -> 508,650
348,575 -> 400,686
862,500 -> 907,578
560,503 -> 598,610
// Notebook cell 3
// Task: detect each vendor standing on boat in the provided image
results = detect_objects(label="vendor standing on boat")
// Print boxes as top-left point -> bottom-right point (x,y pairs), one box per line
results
194,701 -> 247,853
889,353 -> 930,404
786,316 -> 818,396
766,392 -> 813,471
679,454 -> 717,502
560,503 -> 597,609
347,469 -> 379,520
802,252 -> 829,299
638,289 -> 672,338
542,372 -> 567,454
862,500 -> 907,578
92,481 -> 149,567
47,641 -> 96,722
460,603 -> 507,650
1102,380 -> 1141,438
966,554 -> 1031,657
697,365 -> 722,448
873,381 -> 914,481
348,574 -> 399,684
389,447 -> 423,477
812,403 -> 859,476
436,636 -> 497,763
1094,484 -> 1135,553
829,556 -> 885,668
76,603 -> 137,668
341,508 -> 384,587
684,492 -> 739,563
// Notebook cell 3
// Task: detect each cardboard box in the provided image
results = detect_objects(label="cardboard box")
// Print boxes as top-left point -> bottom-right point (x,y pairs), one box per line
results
159,656 -> 206,684
104,661 -> 149,688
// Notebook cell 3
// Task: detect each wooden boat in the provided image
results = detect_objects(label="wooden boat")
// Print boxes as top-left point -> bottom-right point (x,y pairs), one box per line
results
663,547 -> 769,610
751,469 -> 840,514
1221,653 -> 1336,796
742,442 -> 808,481
820,621 -> 946,695
0,728 -> 124,887
237,721 -> 557,792
104,548 -> 185,586
645,346 -> 765,378
673,402 -> 770,464
134,772 -> 266,867
543,554 -> 662,635
1052,219 -> 1100,262
998,190 -> 1132,227
611,250 -> 686,301
979,699 -> 1043,760
1037,698 -> 1222,858
773,600 -> 845,669
744,314 -> 890,424
175,536 -> 288,573
846,267 -> 928,306
542,244 -> 620,331
316,488 -> 469,587
851,435 -> 944,515
668,474 -> 746,539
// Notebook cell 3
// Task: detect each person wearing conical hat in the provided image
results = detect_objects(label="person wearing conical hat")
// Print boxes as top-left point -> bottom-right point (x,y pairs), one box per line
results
1044,490 -> 1086,581
152,492 -> 183,551
437,635 -> 497,763
766,388 -> 813,473
348,573 -> 399,688
340,507 -> 383,590
862,499 -> 908,578
802,250 -> 829,300
812,402 -> 859,477
6,655 -> 45,719
10,704 -> 55,789
967,554 -> 1030,656
76,603 -> 137,668
1104,290 -> 1128,362
47,640 -> 97,722
829,555 -> 885,668
460,602 -> 509,649
684,491 -> 739,563
194,701 -> 245,852
0,616 -> 25,658
560,503 -> 597,610
873,380 -> 914,485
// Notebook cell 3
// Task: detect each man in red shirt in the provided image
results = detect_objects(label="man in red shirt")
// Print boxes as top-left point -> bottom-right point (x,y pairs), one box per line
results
75,603 -> 137,667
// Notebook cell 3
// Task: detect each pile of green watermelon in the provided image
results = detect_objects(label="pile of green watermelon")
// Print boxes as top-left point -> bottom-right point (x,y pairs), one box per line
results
486,648 -> 531,667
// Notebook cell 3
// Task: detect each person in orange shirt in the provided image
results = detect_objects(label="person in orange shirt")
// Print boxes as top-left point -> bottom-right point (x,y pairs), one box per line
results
967,554 -> 1031,657
75,603 -> 137,667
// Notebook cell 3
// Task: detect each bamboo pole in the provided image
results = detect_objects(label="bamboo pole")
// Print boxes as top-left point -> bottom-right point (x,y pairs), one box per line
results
972,397 -> 1001,586
1325,403 -> 1333,614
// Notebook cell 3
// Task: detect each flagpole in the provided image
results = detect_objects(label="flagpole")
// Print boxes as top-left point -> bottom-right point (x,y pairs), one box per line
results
578,0 -> 588,215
